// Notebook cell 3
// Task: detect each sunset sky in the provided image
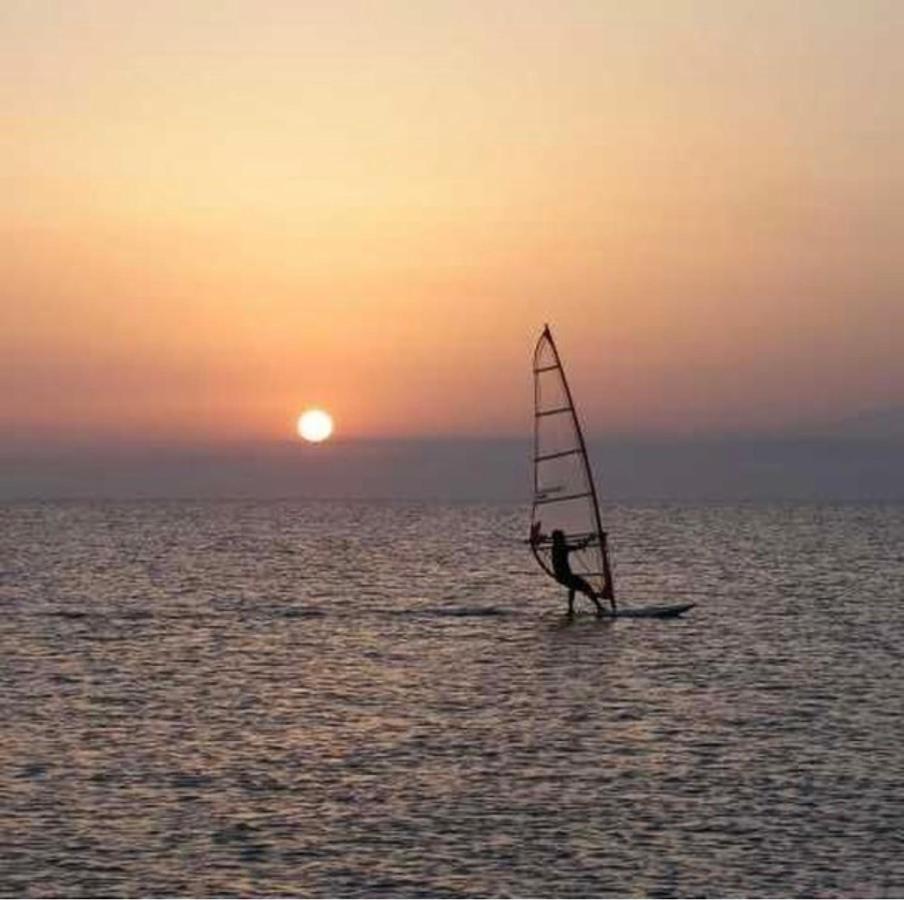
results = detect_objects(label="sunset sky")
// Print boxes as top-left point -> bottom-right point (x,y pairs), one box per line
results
4,0 -> 902,450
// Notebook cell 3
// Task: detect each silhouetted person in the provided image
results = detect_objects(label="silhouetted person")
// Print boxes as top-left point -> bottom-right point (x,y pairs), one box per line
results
550,529 -> 606,616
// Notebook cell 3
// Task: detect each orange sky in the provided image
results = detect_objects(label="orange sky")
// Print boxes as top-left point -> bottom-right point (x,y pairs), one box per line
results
3,0 -> 902,444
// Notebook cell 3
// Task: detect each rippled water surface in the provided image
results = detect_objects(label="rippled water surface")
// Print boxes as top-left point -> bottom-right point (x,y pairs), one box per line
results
1,500 -> 902,898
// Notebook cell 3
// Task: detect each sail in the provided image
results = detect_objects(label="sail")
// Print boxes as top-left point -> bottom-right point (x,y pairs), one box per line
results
530,325 -> 614,601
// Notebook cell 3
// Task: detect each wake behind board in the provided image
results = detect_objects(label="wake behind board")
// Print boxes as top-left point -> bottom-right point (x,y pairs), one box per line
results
601,602 -> 696,620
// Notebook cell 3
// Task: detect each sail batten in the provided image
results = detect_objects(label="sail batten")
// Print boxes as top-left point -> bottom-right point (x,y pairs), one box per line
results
530,325 -> 615,604
534,448 -> 583,463
534,491 -> 594,506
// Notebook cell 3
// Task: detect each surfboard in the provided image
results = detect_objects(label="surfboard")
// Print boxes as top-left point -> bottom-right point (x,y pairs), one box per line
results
601,603 -> 696,619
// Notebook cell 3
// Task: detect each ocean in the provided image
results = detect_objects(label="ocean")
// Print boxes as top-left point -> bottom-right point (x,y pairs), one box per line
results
1,500 -> 902,898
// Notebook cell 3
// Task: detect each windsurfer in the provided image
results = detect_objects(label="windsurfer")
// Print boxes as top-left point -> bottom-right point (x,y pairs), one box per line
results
549,529 -> 607,616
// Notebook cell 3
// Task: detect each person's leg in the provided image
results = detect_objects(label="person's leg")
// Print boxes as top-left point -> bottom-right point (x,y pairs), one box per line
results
571,575 -> 607,616
586,587 -> 606,615
567,587 -> 575,616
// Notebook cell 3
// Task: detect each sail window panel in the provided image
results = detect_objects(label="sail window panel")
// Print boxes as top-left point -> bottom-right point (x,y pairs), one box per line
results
533,491 -> 593,532
571,551 -> 606,592
536,405 -> 581,458
536,454 -> 590,501
536,367 -> 570,416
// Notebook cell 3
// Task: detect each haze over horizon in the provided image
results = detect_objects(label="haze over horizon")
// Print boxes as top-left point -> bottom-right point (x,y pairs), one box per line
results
4,1 -> 902,496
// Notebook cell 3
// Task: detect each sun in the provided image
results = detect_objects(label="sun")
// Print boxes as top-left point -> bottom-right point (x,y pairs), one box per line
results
297,409 -> 334,443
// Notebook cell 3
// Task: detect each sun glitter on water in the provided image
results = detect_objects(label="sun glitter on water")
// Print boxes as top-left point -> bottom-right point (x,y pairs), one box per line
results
297,409 -> 334,443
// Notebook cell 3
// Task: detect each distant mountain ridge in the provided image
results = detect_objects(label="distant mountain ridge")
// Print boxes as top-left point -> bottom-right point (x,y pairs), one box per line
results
815,407 -> 904,439
1,432 -> 902,501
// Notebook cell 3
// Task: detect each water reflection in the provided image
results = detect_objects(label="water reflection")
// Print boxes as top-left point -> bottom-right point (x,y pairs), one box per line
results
0,500 -> 902,896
